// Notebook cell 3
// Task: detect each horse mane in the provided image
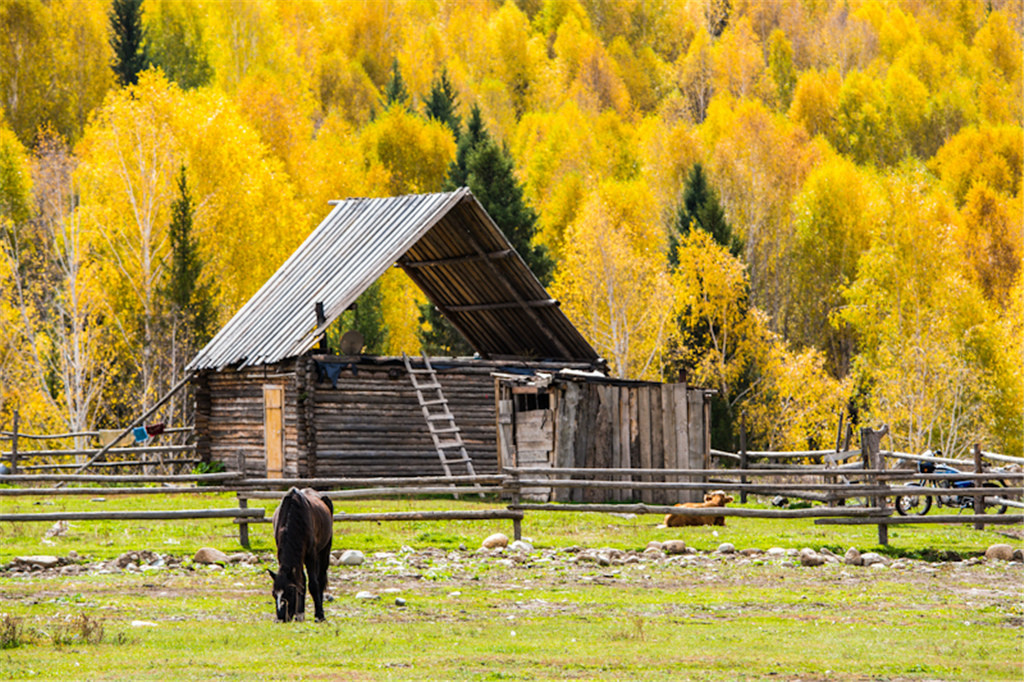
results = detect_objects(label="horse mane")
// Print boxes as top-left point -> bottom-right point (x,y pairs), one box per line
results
276,488 -> 311,568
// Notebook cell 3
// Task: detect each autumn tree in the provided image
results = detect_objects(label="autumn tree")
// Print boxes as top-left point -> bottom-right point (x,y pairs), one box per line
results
109,0 -> 148,86
145,0 -> 213,89
670,162 -> 740,264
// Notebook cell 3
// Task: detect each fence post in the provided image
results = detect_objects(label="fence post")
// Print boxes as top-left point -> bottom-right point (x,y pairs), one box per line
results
10,410 -> 18,476
738,414 -> 748,504
861,425 -> 889,546
238,495 -> 251,549
973,443 -> 985,531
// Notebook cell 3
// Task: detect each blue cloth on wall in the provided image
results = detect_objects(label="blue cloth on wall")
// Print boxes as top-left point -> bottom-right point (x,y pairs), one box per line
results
315,361 -> 357,388
132,426 -> 149,443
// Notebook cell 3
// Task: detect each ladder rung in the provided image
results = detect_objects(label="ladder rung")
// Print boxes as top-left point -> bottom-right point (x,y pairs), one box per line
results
436,439 -> 464,449
426,413 -> 452,420
421,398 -> 448,406
415,382 -> 441,391
440,457 -> 472,465
408,368 -> 432,374
429,426 -> 460,434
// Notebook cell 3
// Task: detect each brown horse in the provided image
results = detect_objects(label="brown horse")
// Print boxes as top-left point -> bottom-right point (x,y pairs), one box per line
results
267,487 -> 333,622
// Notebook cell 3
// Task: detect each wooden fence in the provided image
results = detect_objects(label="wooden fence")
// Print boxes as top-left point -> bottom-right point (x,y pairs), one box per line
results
0,414 -> 197,475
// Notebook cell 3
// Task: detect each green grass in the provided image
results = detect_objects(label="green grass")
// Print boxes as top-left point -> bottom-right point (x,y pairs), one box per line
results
1,491 -> 1022,681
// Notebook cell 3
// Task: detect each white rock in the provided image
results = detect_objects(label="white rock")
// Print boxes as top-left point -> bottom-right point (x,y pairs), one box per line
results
355,591 -> 379,601
717,543 -> 736,554
984,544 -> 1015,562
131,620 -> 158,628
508,540 -> 534,553
860,552 -> 890,567
481,533 -> 509,549
339,549 -> 365,566
14,555 -> 59,569
646,541 -> 663,551
663,540 -> 687,555
192,547 -> 229,565
799,548 -> 824,567
844,548 -> 862,566
766,547 -> 788,557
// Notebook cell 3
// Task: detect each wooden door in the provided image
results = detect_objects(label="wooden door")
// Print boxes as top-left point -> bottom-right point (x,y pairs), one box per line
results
263,385 -> 284,479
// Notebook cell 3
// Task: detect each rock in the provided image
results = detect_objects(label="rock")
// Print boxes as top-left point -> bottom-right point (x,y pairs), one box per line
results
646,541 -> 663,551
766,547 -> 788,558
355,591 -> 379,601
339,549 -> 365,566
662,540 -> 687,555
799,548 -> 824,567
508,540 -> 534,553
1014,549 -> 1023,563
131,620 -> 158,628
192,547 -> 229,565
860,552 -> 889,567
394,597 -> 407,607
717,543 -> 736,554
14,555 -> 59,569
481,533 -> 509,550
844,548 -> 862,566
226,553 -> 249,564
984,544 -> 1015,562
643,547 -> 666,559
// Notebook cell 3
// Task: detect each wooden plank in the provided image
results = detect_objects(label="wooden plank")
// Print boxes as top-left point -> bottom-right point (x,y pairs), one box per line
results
650,385 -> 665,505
637,386 -> 652,504
619,386 -> 633,500
687,388 -> 704,503
673,384 -> 692,503
660,384 -> 677,503
553,382 -> 580,502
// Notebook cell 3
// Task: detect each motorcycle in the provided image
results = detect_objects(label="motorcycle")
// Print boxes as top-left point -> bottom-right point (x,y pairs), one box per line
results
894,453 -> 1009,516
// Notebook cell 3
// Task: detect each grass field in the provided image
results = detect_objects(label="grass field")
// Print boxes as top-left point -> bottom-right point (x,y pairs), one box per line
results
1,492 -> 1021,681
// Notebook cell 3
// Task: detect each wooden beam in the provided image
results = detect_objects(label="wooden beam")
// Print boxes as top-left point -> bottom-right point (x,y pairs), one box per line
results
401,249 -> 514,269
445,299 -> 558,313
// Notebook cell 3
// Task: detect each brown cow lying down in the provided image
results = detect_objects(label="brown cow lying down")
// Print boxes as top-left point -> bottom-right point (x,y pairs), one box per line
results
664,490 -> 735,527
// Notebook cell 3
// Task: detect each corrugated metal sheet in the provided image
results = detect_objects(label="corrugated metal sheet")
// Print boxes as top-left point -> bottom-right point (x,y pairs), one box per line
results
187,189 -> 599,371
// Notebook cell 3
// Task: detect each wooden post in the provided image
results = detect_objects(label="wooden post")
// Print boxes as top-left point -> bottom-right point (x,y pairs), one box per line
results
510,469 -> 522,540
238,495 -> 250,549
861,425 -> 890,546
973,443 -> 985,530
738,414 -> 748,504
10,410 -> 19,475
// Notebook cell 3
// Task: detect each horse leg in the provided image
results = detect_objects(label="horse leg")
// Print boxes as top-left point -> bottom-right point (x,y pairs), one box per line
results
307,553 -> 326,622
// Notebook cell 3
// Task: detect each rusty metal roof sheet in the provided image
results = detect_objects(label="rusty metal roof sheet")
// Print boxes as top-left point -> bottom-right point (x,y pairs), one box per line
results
187,189 -> 599,371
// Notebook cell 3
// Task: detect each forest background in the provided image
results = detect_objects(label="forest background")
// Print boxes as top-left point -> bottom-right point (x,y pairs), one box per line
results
0,0 -> 1020,458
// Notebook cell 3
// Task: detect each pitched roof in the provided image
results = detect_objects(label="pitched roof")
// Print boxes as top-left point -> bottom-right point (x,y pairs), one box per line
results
187,188 -> 599,371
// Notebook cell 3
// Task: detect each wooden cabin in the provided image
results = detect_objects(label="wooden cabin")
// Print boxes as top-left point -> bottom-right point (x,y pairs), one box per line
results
188,190 -> 710,500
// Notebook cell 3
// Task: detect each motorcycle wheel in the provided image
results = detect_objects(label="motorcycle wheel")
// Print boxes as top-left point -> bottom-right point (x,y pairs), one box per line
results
895,487 -> 932,516
981,481 -> 1009,515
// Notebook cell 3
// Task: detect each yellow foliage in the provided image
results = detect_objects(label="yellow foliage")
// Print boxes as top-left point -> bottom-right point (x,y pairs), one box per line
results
552,179 -> 673,380
930,125 -> 1023,206
378,267 -> 427,356
358,108 -> 456,195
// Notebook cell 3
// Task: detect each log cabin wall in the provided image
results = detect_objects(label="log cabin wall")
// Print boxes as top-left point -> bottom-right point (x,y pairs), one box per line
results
306,356 -> 501,477
195,360 -> 303,477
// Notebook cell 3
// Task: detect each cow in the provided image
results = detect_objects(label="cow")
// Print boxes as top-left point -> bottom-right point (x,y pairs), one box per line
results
663,490 -> 735,527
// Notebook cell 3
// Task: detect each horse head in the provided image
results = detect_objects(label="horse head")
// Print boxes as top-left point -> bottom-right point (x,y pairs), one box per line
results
268,567 -> 306,622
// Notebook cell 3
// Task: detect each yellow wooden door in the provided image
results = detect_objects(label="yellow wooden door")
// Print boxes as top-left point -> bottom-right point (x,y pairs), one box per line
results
263,385 -> 284,479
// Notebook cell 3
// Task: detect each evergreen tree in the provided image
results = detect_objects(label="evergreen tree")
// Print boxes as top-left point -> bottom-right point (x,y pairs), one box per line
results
423,69 -> 461,138
421,101 -> 552,354
109,0 -> 148,86
343,281 -> 389,354
670,163 -> 741,267
382,58 -> 410,110
164,165 -> 214,347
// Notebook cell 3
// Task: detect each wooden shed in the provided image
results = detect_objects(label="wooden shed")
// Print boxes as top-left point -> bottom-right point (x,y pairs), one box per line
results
495,371 -> 711,503
187,189 -> 710,494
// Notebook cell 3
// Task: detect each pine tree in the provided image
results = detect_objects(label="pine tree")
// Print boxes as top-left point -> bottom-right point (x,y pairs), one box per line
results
670,163 -> 741,267
421,101 -> 551,354
164,166 -> 214,347
424,69 -> 461,138
382,58 -> 411,110
109,0 -> 148,86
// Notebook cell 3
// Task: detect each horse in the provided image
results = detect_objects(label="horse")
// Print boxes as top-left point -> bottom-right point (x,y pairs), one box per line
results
267,487 -> 334,622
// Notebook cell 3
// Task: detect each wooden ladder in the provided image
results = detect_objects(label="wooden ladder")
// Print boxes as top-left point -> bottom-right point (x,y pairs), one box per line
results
403,352 -> 481,495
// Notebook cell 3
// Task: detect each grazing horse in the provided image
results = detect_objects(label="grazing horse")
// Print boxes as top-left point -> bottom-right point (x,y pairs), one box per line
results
268,487 -> 333,622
